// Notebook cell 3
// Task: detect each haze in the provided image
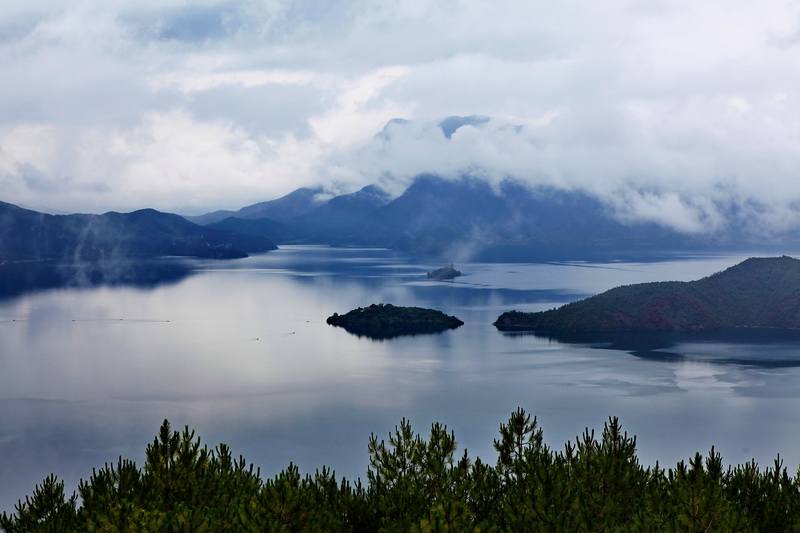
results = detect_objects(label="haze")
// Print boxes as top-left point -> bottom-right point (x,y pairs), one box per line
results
1,1 -> 799,235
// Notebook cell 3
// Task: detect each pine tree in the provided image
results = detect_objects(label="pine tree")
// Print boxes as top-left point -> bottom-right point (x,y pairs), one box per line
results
650,449 -> 749,532
367,418 -> 483,532
724,455 -> 800,531
493,408 -> 569,531
565,416 -> 649,531
0,474 -> 78,532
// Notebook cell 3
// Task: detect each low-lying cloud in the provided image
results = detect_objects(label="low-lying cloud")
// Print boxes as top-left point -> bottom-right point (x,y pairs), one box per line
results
0,1 -> 799,235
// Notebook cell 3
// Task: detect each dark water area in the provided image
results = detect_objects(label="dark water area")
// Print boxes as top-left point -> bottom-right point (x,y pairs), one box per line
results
0,259 -> 193,300
530,328 -> 800,368
2,246 -> 800,512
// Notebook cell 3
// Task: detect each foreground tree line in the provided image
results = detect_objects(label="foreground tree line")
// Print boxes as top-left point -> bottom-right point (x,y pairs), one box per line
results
2,409 -> 799,532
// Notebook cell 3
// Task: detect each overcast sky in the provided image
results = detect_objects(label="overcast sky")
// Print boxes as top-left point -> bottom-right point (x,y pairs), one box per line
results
1,1 -> 799,232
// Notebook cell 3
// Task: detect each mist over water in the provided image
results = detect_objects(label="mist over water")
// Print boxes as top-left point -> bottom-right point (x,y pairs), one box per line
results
2,246 -> 800,512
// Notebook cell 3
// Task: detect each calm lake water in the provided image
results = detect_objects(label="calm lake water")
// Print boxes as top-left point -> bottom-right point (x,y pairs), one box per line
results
2,246 -> 800,511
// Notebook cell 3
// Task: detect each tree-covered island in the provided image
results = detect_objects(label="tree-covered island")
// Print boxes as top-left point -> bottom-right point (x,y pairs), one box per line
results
327,303 -> 464,339
495,256 -> 800,331
427,264 -> 462,280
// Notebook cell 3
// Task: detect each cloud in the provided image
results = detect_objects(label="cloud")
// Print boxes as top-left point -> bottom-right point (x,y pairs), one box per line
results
0,0 -> 798,233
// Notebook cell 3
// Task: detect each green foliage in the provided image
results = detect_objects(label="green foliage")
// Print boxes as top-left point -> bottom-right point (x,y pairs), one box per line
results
0,474 -> 77,533
367,418 -> 463,531
4,411 -> 800,532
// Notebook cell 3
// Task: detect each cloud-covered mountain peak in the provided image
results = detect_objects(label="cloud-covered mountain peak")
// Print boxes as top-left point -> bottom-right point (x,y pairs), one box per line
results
437,115 -> 491,139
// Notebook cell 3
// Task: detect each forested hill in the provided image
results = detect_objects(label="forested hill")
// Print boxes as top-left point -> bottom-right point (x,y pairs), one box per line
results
494,256 -> 800,331
0,201 -> 276,261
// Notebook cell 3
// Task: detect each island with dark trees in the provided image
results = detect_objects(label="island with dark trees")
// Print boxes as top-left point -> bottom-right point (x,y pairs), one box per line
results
427,264 -> 462,280
327,303 -> 464,339
494,256 -> 800,332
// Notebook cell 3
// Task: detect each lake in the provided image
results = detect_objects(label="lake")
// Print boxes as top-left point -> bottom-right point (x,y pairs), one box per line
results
2,246 -> 800,511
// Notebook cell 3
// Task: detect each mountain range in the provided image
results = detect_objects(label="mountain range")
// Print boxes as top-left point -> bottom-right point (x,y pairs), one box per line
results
4,172 -> 800,264
188,175 -> 728,260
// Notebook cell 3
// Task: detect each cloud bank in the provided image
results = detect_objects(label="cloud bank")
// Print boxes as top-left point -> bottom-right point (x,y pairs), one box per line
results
0,1 -> 799,234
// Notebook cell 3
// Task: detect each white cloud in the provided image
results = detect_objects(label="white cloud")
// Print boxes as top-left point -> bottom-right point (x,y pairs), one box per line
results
148,67 -> 324,93
0,0 -> 798,234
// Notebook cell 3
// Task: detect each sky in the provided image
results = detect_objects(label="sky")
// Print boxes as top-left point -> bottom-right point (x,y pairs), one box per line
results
1,1 -> 799,234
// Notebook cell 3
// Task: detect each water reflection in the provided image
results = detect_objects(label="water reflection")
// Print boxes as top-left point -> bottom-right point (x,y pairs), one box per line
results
0,259 -> 194,300
525,329 -> 800,368
327,321 -> 464,341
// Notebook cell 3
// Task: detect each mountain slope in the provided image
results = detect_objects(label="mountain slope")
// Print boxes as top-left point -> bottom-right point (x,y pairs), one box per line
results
352,176 -> 702,255
199,184 -> 392,245
494,256 -> 800,331
187,187 -> 326,226
236,186 -> 326,222
205,216 -> 296,243
0,202 -> 276,261
292,184 -> 392,243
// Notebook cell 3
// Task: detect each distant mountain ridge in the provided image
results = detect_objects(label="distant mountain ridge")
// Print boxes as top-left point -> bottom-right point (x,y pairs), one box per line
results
189,175 -> 716,258
7,173 -> 800,263
184,187 -> 327,226
0,202 -> 276,261
494,256 -> 800,331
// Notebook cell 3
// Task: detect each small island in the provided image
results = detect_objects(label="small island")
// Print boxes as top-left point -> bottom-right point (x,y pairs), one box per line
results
327,303 -> 464,339
494,256 -> 800,332
427,264 -> 462,280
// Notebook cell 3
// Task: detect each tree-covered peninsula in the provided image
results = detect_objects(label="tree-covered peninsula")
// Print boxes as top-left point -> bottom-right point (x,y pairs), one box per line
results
327,303 -> 464,339
4,411 -> 800,531
495,256 -> 800,332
